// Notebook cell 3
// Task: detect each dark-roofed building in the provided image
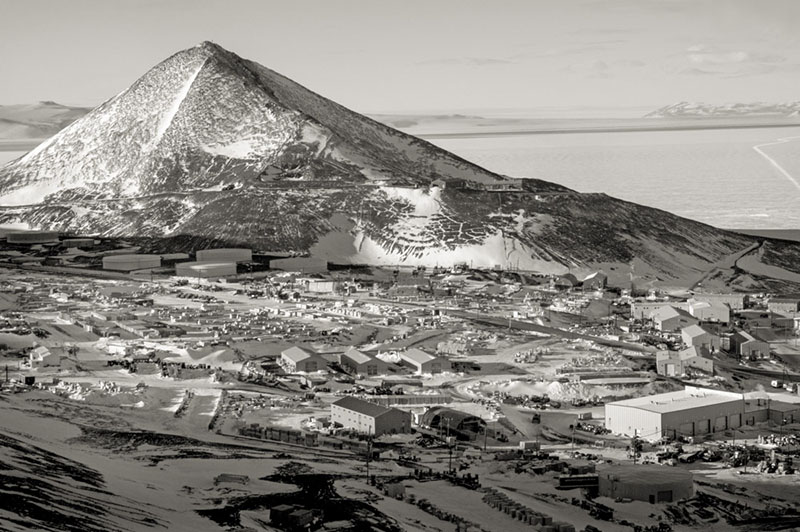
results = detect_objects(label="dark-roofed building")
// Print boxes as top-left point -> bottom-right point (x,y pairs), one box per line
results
582,271 -> 607,291
553,273 -> 579,290
730,331 -> 770,360
420,406 -> 486,440
331,396 -> 411,435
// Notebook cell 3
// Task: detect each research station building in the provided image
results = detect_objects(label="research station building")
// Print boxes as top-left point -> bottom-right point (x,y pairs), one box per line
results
340,348 -> 388,377
280,346 -> 328,373
331,396 -> 411,436
399,348 -> 451,374
605,386 -> 746,440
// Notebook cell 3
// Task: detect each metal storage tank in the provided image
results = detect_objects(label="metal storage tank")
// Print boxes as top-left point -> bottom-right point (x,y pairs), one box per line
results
102,254 -> 162,271
64,238 -> 95,248
175,261 -> 237,278
6,231 -> 59,244
598,465 -> 693,503
196,248 -> 252,263
269,257 -> 328,273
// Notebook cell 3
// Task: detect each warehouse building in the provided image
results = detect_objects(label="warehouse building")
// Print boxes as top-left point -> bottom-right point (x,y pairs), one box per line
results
691,293 -> 746,311
730,331 -> 770,360
399,348 -> 451,374
605,386 -> 747,440
340,348 -> 388,376
6,230 -> 60,244
331,396 -> 411,436
102,254 -> 161,271
304,279 -> 340,293
630,301 -> 688,320
175,261 -> 236,279
768,296 -> 800,316
656,347 -> 713,377
598,465 -> 693,503
681,324 -> 720,351
280,346 -> 328,373
196,248 -> 252,263
652,306 -> 698,332
687,299 -> 731,324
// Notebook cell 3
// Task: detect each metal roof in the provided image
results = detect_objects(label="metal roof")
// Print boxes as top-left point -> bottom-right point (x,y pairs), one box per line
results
332,396 -> 392,418
343,348 -> 373,365
281,346 -> 317,362
607,387 -> 742,414
400,348 -> 437,364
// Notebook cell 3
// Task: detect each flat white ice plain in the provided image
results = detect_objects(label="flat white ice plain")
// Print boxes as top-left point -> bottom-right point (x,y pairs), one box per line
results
433,125 -> 800,229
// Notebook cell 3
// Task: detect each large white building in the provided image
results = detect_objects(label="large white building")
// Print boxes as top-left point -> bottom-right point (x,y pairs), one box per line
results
331,396 -> 411,436
605,386 -> 747,440
687,299 -> 731,324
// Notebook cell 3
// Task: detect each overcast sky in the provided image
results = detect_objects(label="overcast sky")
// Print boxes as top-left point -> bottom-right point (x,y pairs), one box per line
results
1,0 -> 799,115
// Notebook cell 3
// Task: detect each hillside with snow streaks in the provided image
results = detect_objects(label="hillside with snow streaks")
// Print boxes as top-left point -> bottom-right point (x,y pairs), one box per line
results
3,41 -> 800,287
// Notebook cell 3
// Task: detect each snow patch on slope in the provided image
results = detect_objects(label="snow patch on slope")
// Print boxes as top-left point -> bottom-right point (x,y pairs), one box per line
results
0,180 -> 64,206
148,58 -> 207,150
202,138 -> 262,159
381,185 -> 442,216
347,229 -> 567,273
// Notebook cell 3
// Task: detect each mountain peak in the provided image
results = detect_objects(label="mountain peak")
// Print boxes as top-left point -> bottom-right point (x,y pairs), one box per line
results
3,42 -> 774,286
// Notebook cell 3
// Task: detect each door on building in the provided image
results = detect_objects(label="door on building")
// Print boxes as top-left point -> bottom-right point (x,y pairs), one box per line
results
657,490 -> 673,503
714,416 -> 727,432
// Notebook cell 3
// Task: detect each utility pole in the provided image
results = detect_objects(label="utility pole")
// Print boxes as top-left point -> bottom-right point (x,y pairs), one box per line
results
570,423 -> 576,453
631,430 -> 641,464
448,440 -> 454,474
365,428 -> 373,482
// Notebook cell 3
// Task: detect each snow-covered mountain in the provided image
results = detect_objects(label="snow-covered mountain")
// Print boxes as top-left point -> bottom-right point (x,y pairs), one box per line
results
645,101 -> 800,118
2,42 -> 799,285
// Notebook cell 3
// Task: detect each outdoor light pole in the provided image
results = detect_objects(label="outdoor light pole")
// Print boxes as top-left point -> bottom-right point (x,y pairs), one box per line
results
448,441 -> 454,474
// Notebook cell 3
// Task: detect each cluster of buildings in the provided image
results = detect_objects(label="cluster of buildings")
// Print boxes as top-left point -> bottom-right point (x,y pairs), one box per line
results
629,292 -> 795,378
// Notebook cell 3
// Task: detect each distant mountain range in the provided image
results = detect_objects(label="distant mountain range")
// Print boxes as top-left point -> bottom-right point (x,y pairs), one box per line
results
2,42 -> 800,290
4,99 -> 800,143
645,101 -> 800,119
0,101 -> 92,140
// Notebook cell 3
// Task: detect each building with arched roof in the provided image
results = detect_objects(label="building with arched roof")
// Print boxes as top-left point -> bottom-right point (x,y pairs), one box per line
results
420,407 -> 485,440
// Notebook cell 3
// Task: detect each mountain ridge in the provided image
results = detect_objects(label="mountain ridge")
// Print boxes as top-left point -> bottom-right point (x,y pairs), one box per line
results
2,41 -> 800,289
